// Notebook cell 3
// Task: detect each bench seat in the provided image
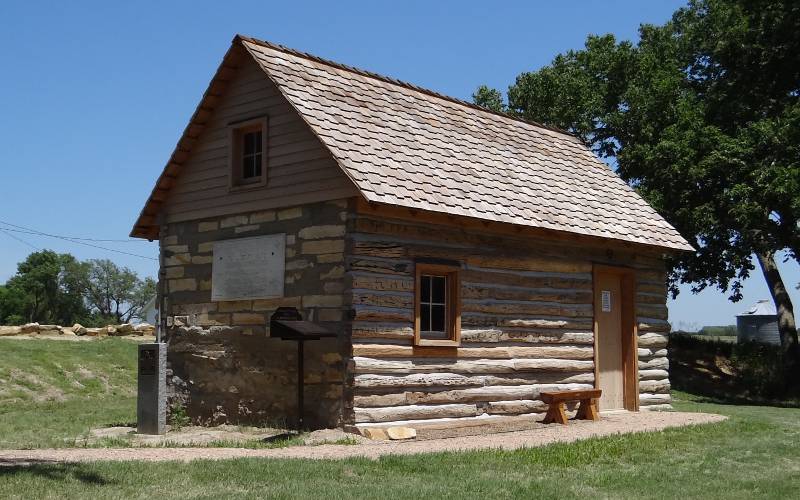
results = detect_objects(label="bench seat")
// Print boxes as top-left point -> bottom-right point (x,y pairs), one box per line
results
540,389 -> 602,425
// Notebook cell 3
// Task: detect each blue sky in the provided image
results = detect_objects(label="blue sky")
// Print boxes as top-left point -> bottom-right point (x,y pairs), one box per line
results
0,0 -> 797,328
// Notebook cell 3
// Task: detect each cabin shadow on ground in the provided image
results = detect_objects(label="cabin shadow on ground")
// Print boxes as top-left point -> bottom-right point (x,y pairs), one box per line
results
668,334 -> 800,408
0,459 -> 112,485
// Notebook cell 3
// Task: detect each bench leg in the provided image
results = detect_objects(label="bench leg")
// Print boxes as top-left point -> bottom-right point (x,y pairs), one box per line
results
542,402 -> 568,425
575,398 -> 599,421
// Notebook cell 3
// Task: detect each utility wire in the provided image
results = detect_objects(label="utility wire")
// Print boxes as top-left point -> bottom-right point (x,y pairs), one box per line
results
0,227 -> 148,243
0,219 -> 157,261
0,228 -> 41,251
0,220 -> 148,243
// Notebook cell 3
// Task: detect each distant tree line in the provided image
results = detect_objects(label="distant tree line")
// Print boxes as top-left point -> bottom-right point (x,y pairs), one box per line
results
0,250 -> 155,326
698,325 -> 738,337
671,325 -> 738,337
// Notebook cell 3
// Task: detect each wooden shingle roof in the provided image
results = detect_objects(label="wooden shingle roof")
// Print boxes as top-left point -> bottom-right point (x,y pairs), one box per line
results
132,35 -> 692,251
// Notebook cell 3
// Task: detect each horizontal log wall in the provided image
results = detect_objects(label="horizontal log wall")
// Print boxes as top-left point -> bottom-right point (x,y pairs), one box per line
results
346,212 -> 672,424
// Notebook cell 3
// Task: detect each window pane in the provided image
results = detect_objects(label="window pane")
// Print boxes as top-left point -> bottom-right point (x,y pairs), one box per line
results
242,155 -> 255,178
421,304 -> 430,332
254,131 -> 263,153
432,276 -> 446,303
244,132 -> 256,154
253,153 -> 262,177
431,304 -> 446,332
421,275 -> 431,303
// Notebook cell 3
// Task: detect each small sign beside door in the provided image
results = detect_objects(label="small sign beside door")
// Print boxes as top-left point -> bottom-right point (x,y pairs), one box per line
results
601,290 -> 612,312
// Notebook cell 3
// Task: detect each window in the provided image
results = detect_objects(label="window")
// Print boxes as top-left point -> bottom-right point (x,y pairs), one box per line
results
241,130 -> 263,179
414,263 -> 460,346
420,275 -> 447,338
229,118 -> 268,189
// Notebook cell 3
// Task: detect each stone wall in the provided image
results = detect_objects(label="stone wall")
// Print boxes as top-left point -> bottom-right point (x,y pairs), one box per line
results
161,199 -> 351,428
0,322 -> 155,337
168,325 -> 343,427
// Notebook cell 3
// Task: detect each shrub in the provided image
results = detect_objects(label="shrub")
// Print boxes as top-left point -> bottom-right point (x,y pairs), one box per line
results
169,402 -> 191,430
668,334 -> 799,404
4,314 -> 25,326
698,325 -> 737,337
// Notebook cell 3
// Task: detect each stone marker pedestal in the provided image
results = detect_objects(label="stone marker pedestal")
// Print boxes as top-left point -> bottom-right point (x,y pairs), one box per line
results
137,343 -> 167,434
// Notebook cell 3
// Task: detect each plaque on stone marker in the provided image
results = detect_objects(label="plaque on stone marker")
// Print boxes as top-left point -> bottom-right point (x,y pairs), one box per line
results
139,348 -> 157,375
211,234 -> 286,301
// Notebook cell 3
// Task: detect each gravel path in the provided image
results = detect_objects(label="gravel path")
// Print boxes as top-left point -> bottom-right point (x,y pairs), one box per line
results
0,411 -> 724,465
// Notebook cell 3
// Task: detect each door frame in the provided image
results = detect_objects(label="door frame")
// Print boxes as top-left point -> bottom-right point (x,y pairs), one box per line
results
592,264 -> 639,411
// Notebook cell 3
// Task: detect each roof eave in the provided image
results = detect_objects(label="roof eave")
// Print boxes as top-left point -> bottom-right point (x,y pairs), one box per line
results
357,198 -> 694,254
129,36 -> 250,239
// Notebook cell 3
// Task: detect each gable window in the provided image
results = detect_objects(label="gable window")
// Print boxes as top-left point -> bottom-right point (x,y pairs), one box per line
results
414,263 -> 460,347
229,118 -> 268,189
242,130 -> 263,179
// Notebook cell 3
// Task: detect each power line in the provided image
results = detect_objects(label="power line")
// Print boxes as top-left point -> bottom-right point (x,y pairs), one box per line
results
0,219 -> 157,261
0,227 -> 148,243
1,226 -> 149,243
0,220 -> 149,243
0,228 -> 41,251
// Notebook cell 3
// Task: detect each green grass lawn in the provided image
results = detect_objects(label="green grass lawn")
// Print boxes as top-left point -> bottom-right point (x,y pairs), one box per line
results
0,338 -> 343,450
0,338 -> 138,448
1,338 -> 799,499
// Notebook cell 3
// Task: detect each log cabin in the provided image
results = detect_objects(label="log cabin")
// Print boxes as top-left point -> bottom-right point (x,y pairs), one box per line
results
130,35 -> 692,431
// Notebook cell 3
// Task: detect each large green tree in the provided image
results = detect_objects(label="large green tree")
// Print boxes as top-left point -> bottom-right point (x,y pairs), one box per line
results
81,259 -> 156,323
0,285 -> 25,325
475,0 -> 800,359
0,252 -> 156,325
472,85 -> 505,113
0,250 -> 88,325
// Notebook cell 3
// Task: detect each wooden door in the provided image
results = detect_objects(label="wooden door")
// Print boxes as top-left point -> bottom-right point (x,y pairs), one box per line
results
595,270 -> 626,410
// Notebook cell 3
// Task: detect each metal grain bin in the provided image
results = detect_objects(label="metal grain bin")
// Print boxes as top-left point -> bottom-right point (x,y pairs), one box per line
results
736,300 -> 780,345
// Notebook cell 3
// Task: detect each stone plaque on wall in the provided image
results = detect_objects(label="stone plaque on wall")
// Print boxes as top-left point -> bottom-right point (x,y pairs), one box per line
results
211,234 -> 285,301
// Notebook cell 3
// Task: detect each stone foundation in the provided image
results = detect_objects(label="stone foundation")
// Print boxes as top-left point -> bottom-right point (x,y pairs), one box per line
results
167,325 -> 344,428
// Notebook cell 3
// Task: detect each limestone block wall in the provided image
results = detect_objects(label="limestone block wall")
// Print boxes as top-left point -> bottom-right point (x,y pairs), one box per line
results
161,199 -> 350,427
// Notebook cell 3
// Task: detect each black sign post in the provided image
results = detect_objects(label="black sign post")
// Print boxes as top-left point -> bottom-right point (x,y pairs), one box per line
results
269,307 -> 336,430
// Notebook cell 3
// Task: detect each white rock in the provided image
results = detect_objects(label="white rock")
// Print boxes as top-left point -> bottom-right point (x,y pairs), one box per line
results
72,323 -> 87,335
38,325 -> 60,335
0,325 -> 22,336
134,323 -> 156,336
86,327 -> 106,336
116,323 -> 134,335
20,323 -> 40,334
386,426 -> 417,440
360,428 -> 388,440
59,326 -> 76,336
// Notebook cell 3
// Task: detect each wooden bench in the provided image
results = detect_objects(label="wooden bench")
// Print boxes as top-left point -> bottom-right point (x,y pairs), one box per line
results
541,389 -> 602,425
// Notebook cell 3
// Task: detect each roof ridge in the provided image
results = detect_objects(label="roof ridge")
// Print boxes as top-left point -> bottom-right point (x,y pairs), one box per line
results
234,34 -> 578,140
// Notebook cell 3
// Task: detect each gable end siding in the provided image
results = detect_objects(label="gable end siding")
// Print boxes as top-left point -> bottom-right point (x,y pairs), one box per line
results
162,56 -> 359,224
